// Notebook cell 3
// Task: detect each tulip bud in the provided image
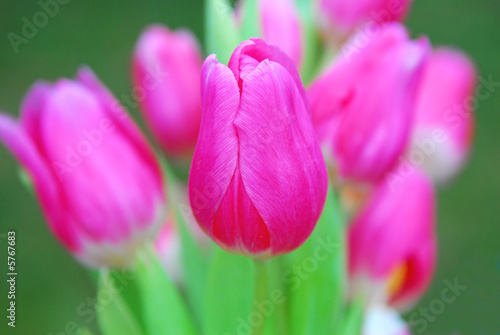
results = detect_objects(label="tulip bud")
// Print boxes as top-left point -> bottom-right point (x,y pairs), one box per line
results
410,48 -> 476,184
308,23 -> 429,184
259,0 -> 303,69
133,25 -> 203,158
0,67 -> 166,268
319,0 -> 411,38
348,167 -> 435,310
189,38 -> 328,258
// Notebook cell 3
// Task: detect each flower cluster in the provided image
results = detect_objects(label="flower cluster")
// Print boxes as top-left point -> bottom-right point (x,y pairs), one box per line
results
0,0 -> 475,334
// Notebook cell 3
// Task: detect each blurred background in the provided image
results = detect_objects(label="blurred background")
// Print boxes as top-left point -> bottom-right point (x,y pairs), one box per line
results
0,0 -> 498,334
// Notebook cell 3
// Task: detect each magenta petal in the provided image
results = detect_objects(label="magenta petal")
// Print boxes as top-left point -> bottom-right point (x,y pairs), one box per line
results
212,166 -> 271,256
259,0 -> 303,68
189,55 -> 241,234
411,48 -> 476,183
19,82 -> 51,141
0,113 -> 80,252
228,38 -> 308,109
39,79 -> 164,246
76,67 -> 163,180
348,167 -> 435,307
133,25 -> 203,155
235,60 -> 328,255
390,237 -> 436,309
309,24 -> 430,183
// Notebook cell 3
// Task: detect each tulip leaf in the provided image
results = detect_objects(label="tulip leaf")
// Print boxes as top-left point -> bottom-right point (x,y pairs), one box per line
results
202,246 -> 254,335
96,270 -> 145,335
79,328 -> 96,335
135,248 -> 197,335
159,155 -> 210,326
205,0 -> 240,65
339,299 -> 364,335
175,202 -> 209,325
285,187 -> 346,335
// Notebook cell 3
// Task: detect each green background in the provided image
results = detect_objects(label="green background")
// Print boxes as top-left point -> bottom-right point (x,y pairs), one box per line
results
0,0 -> 498,334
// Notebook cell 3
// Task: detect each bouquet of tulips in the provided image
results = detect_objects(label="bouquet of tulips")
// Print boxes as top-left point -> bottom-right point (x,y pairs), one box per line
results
0,0 -> 476,334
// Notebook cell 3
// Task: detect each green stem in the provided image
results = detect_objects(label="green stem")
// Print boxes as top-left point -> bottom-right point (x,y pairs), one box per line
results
253,259 -> 270,335
272,258 -> 288,335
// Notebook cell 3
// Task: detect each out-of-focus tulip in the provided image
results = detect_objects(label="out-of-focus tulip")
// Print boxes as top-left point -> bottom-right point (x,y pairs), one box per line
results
259,0 -> 303,69
348,167 -> 435,310
155,220 -> 182,283
409,48 -> 476,184
133,25 -> 203,157
189,38 -> 328,258
308,23 -> 429,184
319,0 -> 411,38
0,67 -> 166,268
363,306 -> 410,335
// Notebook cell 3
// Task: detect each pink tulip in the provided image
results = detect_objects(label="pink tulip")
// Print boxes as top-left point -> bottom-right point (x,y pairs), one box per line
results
259,0 -> 303,69
188,39 -> 328,258
410,48 -> 476,184
0,67 -> 166,268
133,25 -> 203,157
319,0 -> 411,37
348,167 -> 435,309
308,23 -> 429,184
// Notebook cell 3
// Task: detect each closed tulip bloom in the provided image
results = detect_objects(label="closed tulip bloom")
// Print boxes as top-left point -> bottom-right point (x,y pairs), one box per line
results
348,167 -> 435,309
259,0 -> 303,69
189,39 -> 328,258
319,0 -> 411,37
308,23 -> 429,184
0,68 -> 166,268
133,25 -> 203,157
410,48 -> 476,184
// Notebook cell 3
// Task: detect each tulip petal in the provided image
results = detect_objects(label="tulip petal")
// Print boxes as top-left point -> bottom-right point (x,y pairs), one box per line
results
19,82 -> 51,142
38,81 -> 164,247
349,168 -> 435,308
259,0 -> 302,68
77,66 -> 164,183
189,55 -> 241,235
411,48 -> 476,184
0,112 -> 81,252
235,60 -> 328,254
390,238 -> 436,309
133,25 -> 203,155
228,38 -> 308,108
212,166 -> 271,256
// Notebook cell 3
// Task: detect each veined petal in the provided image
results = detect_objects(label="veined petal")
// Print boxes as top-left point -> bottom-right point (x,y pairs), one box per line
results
189,55 -> 241,235
228,38 -> 308,108
235,60 -> 328,255
212,166 -> 271,256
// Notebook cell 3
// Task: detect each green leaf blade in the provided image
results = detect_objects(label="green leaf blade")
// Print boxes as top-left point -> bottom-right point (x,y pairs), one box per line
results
285,188 -> 346,335
202,246 -> 254,335
96,270 -> 145,335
